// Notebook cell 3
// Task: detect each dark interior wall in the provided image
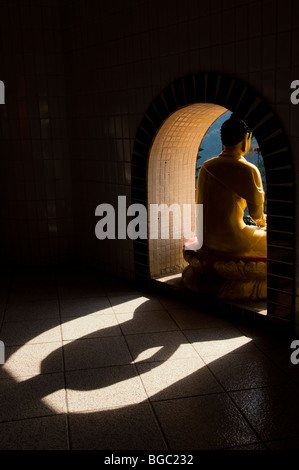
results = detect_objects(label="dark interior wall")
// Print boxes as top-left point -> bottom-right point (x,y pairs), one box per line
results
60,0 -> 188,277
0,0 -> 73,266
60,0 -> 138,276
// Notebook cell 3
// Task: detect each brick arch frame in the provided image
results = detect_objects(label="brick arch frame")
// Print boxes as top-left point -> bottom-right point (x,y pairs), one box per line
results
131,73 -> 295,325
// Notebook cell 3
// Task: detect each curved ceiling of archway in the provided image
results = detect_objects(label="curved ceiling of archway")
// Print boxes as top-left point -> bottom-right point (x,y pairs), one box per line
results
147,103 -> 227,277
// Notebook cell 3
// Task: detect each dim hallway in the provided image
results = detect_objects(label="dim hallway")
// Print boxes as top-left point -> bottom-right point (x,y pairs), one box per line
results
0,265 -> 299,450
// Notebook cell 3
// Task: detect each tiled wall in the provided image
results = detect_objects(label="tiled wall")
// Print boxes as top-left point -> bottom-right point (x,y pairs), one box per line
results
0,0 -> 73,266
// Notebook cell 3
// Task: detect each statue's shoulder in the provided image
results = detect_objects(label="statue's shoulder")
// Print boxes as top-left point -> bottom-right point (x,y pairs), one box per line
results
239,157 -> 260,174
202,157 -> 218,168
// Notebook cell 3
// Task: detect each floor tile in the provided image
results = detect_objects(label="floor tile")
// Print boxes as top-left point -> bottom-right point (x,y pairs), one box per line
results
167,306 -> 233,329
1,265 -> 299,451
62,336 -> 132,371
245,333 -> 299,381
137,357 -> 222,401
65,365 -> 148,412
4,299 -> 60,322
0,414 -> 69,450
0,373 -> 67,422
9,287 -> 57,303
184,327 -> 255,359
116,310 -> 178,335
230,384 -> 299,442
68,403 -> 167,450
204,350 -> 292,391
58,285 -> 106,299
109,294 -> 164,314
125,330 -> 198,363
61,314 -> 121,340
229,442 -> 267,450
266,436 -> 299,450
0,318 -> 62,346
153,394 -> 259,450
156,296 -> 192,310
100,275 -> 144,296
1,341 -> 63,379
56,272 -> 106,299
59,297 -> 114,318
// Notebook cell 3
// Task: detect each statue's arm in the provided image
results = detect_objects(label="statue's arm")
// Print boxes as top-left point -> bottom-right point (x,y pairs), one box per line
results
245,164 -> 266,227
247,202 -> 267,227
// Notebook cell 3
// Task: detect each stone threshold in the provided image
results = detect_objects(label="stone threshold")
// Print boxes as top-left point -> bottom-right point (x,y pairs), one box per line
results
142,272 -> 292,337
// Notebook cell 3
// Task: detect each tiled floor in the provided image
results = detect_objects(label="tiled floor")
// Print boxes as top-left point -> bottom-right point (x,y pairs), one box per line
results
0,265 -> 299,450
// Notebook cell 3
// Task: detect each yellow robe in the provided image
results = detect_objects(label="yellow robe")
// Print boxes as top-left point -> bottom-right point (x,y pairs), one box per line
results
196,154 -> 267,257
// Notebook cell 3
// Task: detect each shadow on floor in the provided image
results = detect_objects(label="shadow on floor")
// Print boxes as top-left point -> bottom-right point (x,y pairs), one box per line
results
0,266 -> 299,450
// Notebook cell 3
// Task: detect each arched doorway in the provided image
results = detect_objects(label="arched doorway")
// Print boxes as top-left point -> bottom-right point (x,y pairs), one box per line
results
131,73 -> 295,327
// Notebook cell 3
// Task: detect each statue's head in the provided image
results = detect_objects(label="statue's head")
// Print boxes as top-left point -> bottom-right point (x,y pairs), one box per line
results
221,114 -> 252,154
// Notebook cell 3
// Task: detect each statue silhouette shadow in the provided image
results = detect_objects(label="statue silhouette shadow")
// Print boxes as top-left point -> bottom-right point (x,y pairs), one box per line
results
0,279 -> 296,450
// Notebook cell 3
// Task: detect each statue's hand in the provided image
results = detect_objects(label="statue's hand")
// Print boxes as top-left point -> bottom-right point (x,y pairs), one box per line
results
254,213 -> 267,227
257,214 -> 267,227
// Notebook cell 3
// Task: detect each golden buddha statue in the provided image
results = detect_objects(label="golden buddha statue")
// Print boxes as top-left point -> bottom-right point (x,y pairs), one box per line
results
182,114 -> 267,300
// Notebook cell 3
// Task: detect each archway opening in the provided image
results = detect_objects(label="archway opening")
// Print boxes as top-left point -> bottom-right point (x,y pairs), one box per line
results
132,73 -> 295,328
147,103 -> 267,302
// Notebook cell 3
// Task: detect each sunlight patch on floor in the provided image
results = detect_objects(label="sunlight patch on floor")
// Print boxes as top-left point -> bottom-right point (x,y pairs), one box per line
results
2,296 -> 253,415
